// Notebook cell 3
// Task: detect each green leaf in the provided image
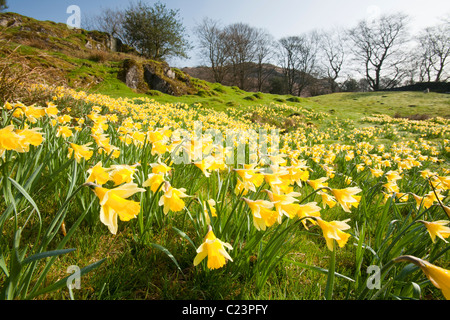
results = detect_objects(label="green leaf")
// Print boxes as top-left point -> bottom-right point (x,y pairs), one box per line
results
0,254 -> 9,277
411,282 -> 421,299
283,258 -> 355,282
172,227 -> 196,249
22,248 -> 76,265
149,243 -> 183,274
8,177 -> 41,221
26,258 -> 106,300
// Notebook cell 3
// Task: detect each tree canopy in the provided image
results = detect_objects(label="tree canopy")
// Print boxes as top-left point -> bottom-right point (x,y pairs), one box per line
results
0,0 -> 8,12
123,1 -> 190,61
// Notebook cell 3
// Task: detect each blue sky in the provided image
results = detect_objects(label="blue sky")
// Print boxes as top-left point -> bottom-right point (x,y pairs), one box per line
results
5,0 -> 450,67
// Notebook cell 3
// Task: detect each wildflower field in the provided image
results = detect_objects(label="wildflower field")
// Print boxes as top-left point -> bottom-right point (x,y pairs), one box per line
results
0,83 -> 449,301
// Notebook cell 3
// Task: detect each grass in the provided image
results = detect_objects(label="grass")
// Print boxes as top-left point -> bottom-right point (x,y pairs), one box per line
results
309,91 -> 450,120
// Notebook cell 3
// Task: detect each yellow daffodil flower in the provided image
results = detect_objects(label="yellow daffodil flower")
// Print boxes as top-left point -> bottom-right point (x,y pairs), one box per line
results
93,183 -> 145,234
330,187 -> 362,213
68,142 -> 93,163
418,220 -> 450,243
158,182 -> 189,214
314,217 -> 351,251
265,189 -> 302,220
193,226 -> 233,270
306,177 -> 329,191
0,125 -> 24,155
14,125 -> 44,152
242,197 -> 279,231
203,199 -> 217,224
108,164 -> 139,186
86,161 -> 111,185
56,126 -> 73,139
296,202 -> 322,229
394,255 -> 450,300
143,173 -> 166,193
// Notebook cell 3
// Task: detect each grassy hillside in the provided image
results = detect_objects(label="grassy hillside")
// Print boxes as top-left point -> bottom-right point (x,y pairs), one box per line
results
309,91 -> 450,120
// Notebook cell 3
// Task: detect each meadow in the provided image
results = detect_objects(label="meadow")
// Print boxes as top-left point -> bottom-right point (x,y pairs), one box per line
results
0,81 -> 449,301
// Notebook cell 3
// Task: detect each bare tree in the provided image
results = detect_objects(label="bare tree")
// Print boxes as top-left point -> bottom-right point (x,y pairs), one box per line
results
194,18 -> 230,83
278,31 -> 320,96
82,7 -> 128,44
278,36 -> 300,95
319,28 -> 346,92
416,20 -> 450,82
253,28 -> 276,92
224,23 -> 258,90
347,13 -> 409,91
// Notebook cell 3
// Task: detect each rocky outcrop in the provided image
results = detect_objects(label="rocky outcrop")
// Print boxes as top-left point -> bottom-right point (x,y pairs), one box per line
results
118,59 -> 149,92
0,12 -> 123,53
119,59 -> 197,96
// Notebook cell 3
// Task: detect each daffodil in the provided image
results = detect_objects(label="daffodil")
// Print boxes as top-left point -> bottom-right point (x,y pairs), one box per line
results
263,165 -> 291,193
394,255 -> 450,300
234,164 -> 264,189
330,187 -> 362,213
108,164 -> 139,186
265,189 -> 302,220
287,164 -> 310,187
234,178 -> 252,195
93,183 -> 145,234
58,114 -> 72,124
143,173 -> 166,193
158,182 -> 189,214
193,226 -> 233,270
418,220 -> 450,243
150,160 -> 172,175
314,217 -> 351,251
44,102 -> 59,117
203,199 -> 217,224
370,167 -> 384,178
68,142 -> 93,163
14,125 -> 44,152
86,161 -> 111,185
0,125 -> 24,155
443,205 -> 450,219
319,191 -> 337,209
385,170 -> 402,182
296,202 -> 322,229
437,176 -> 450,190
56,126 -> 73,139
306,177 -> 329,191
383,181 -> 400,193
151,140 -> 168,156
23,104 -> 46,123
242,197 -> 279,231
193,157 -> 213,177
412,192 -> 444,210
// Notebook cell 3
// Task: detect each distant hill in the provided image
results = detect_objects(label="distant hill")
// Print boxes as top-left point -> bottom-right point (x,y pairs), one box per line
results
182,63 -> 334,97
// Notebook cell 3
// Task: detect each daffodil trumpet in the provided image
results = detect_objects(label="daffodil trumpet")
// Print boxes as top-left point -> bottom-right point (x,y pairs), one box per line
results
394,255 -> 450,300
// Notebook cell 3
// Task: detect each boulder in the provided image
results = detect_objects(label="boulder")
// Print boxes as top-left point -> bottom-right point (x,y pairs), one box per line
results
119,59 -> 197,96
118,59 -> 149,92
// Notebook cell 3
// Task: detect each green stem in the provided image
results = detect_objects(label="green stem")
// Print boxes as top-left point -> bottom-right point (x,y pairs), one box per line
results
325,241 -> 336,300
